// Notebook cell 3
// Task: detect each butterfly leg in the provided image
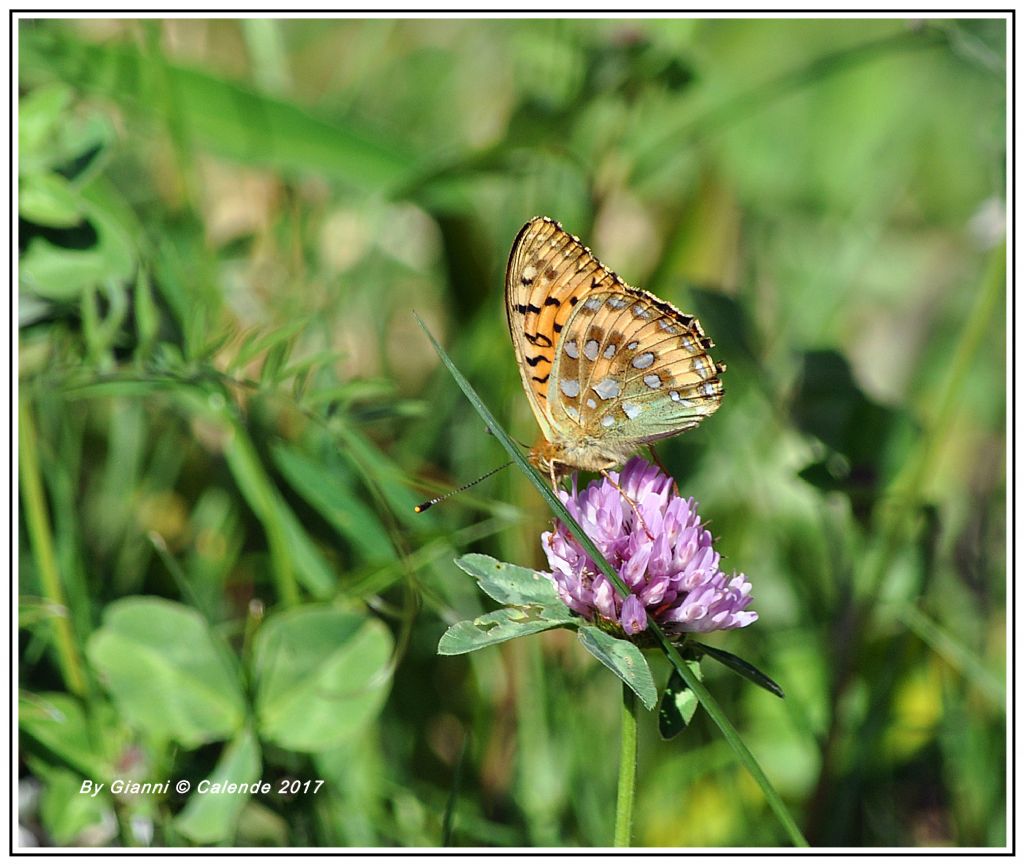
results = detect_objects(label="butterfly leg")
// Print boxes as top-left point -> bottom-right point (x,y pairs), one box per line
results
600,469 -> 656,541
647,445 -> 679,495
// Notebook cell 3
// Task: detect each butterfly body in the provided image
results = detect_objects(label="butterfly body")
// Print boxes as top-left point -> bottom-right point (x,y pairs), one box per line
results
506,217 -> 725,481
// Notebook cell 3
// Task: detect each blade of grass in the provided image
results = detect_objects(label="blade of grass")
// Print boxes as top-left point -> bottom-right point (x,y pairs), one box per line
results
441,732 -> 468,845
18,396 -> 87,697
25,28 -> 418,195
898,602 -> 1004,707
414,312 -> 809,847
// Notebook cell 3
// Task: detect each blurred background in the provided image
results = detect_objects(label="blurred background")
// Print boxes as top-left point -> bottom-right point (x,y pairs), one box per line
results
18,17 -> 1006,847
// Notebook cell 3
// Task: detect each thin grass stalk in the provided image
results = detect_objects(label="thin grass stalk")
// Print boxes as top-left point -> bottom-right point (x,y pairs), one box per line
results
18,395 -> 88,697
868,242 -> 1005,599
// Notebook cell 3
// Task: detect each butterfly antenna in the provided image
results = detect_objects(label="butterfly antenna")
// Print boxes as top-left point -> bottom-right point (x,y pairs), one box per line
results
414,461 -> 515,513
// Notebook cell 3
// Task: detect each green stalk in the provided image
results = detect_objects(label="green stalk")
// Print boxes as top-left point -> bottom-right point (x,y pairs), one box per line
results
898,241 -> 1005,503
18,395 -> 87,697
222,418 -> 300,608
415,314 -> 809,847
865,241 -> 1005,603
613,683 -> 639,847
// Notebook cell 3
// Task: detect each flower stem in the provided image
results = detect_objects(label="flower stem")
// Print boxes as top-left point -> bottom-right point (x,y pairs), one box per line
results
613,682 -> 639,847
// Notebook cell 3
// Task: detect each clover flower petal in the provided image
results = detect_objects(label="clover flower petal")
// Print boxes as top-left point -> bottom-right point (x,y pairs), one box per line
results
540,457 -> 758,639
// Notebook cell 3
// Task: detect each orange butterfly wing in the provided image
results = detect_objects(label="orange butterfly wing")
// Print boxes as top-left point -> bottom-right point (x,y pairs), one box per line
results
505,217 -> 626,440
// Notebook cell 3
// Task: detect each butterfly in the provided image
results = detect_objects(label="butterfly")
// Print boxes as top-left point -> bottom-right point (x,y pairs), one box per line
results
505,216 -> 725,485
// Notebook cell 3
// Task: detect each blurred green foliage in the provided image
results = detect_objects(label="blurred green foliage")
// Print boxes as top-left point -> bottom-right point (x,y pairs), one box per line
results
18,17 -> 1005,847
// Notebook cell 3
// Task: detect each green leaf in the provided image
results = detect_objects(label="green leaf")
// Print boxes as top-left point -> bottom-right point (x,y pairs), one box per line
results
20,179 -> 136,301
19,692 -> 110,780
229,317 -> 308,373
19,171 -> 84,227
438,605 -> 576,655
897,602 -> 1004,706
133,267 -> 159,358
271,443 -> 395,565
38,767 -> 111,846
332,421 -> 425,526
28,30 -> 418,194
86,598 -> 245,746
18,82 -> 112,179
18,82 -> 73,166
173,728 -> 262,844
253,607 -> 393,752
275,500 -> 339,598
658,662 -> 703,740
696,642 -> 785,699
454,553 -> 564,607
217,411 -> 330,602
792,349 -> 902,488
577,626 -> 657,711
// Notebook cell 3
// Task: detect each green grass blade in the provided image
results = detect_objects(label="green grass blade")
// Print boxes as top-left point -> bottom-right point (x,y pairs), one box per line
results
24,28 -> 418,194
18,396 -> 88,698
414,313 -> 809,847
411,312 -> 633,596
898,603 -> 1004,707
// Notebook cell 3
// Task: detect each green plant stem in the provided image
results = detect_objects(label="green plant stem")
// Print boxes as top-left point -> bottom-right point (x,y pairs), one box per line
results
614,682 -> 639,847
219,412 -> 300,608
416,313 -> 809,847
864,241 -> 1005,600
18,395 -> 87,697
898,241 -> 1005,506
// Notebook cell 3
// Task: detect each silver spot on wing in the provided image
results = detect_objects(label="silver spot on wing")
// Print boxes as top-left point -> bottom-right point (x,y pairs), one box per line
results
632,352 -> 655,369
593,377 -> 622,400
560,378 -> 580,398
